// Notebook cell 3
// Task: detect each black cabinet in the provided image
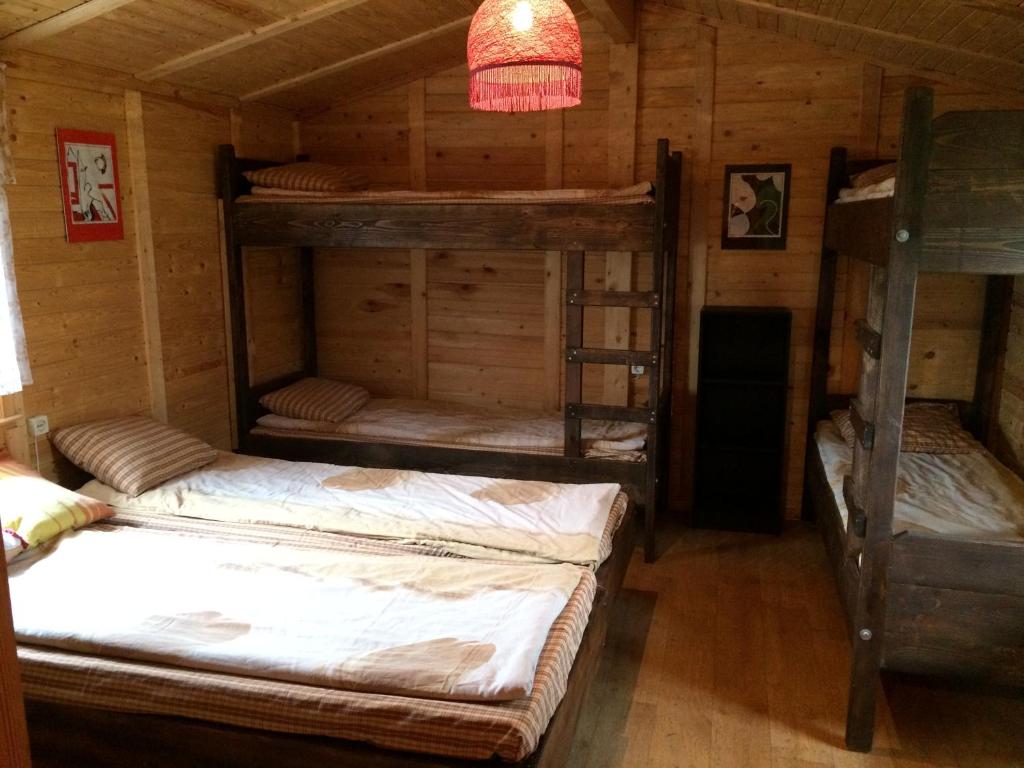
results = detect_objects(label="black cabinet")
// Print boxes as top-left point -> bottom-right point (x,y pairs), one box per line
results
694,307 -> 791,534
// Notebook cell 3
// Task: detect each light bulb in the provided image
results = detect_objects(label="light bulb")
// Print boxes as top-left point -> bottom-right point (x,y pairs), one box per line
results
511,1 -> 534,32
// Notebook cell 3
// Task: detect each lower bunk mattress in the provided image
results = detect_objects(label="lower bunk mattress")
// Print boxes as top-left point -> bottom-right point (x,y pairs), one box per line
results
252,397 -> 648,462
815,421 -> 1024,540
13,511 -> 597,764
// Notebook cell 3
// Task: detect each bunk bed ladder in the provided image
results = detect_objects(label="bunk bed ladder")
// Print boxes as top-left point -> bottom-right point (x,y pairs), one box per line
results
562,140 -> 682,564
842,86 -> 933,753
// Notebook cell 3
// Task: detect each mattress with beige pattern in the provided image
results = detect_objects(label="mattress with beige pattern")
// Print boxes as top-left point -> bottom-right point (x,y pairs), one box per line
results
81,451 -> 628,568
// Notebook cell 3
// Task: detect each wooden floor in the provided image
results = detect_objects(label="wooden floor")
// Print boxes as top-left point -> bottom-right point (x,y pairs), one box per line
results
568,524 -> 1024,768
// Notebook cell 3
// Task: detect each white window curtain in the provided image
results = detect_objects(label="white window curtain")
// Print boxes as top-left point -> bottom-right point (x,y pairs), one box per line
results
0,63 -> 31,396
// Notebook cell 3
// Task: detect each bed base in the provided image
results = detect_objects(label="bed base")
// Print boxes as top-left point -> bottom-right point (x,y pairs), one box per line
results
218,141 -> 682,564
23,506 -> 636,768
805,85 -> 1024,752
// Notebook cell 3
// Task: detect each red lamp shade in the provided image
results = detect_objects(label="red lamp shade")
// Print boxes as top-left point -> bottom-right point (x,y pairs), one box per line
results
467,0 -> 583,113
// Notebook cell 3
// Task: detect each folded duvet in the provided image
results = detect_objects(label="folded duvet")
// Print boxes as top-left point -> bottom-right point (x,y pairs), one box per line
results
81,452 -> 622,567
10,523 -> 586,702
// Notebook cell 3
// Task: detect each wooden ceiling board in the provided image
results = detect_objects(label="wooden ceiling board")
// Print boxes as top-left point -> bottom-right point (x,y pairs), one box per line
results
4,0 -> 1024,111
155,0 -> 477,98
0,1 -> 86,37
265,22 -> 470,113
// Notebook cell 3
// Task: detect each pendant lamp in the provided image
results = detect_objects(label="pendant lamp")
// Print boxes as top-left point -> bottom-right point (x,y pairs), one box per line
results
467,0 -> 583,113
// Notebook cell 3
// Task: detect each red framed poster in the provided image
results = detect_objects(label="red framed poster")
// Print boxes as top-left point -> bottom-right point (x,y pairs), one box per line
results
56,128 -> 124,243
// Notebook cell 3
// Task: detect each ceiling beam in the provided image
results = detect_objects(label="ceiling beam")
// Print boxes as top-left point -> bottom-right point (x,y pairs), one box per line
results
683,0 -> 1024,75
241,15 -> 473,102
649,3 -> 1024,95
136,0 -> 373,82
0,0 -> 136,51
580,0 -> 637,43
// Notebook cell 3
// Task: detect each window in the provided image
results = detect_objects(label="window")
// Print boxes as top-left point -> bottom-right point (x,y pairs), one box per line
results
0,63 -> 30,397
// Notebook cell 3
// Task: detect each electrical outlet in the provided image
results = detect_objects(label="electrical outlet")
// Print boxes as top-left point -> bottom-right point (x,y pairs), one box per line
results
27,414 -> 49,438
631,365 -> 646,376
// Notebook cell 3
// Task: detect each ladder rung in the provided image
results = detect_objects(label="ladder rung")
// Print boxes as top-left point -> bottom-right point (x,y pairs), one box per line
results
842,475 -> 868,539
855,319 -> 882,359
567,290 -> 660,308
566,404 -> 657,424
566,348 -> 657,366
850,398 -> 875,450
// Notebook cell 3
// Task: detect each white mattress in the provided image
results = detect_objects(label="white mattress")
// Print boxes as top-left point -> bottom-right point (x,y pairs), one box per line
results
815,421 -> 1024,541
81,452 -> 625,568
254,397 -> 647,462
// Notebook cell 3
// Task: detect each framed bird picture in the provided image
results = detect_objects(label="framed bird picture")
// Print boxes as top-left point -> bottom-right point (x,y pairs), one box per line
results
721,163 -> 791,251
56,128 -> 124,243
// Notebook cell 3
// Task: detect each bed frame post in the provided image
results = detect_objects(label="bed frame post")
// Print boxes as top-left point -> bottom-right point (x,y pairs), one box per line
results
300,246 -> 318,378
218,144 -> 253,442
657,149 -> 683,521
844,86 -> 933,753
641,139 -> 673,562
973,275 -> 1014,447
564,251 -> 585,460
803,147 -> 850,521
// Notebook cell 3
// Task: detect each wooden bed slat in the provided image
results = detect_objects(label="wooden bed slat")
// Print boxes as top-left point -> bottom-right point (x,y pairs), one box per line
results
566,348 -> 656,367
849,399 -> 875,449
854,319 -> 881,360
566,290 -> 659,308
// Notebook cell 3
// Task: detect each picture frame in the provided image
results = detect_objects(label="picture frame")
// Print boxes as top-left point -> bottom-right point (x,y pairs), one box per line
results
56,128 -> 124,243
721,163 -> 791,251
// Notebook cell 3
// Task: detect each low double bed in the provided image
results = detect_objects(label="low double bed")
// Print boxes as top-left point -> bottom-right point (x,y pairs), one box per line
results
5,419 -> 633,767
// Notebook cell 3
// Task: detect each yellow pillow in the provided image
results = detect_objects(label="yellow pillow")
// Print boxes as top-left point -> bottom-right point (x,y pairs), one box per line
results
0,451 -> 112,562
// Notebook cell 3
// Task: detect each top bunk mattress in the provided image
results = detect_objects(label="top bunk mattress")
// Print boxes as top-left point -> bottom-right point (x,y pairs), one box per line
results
836,162 -> 896,204
815,421 -> 1024,541
237,182 -> 655,206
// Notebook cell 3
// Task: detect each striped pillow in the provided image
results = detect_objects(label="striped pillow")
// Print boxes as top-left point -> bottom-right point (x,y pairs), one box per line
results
830,402 -> 978,454
51,417 -> 218,497
260,378 -> 370,423
243,163 -> 369,193
0,450 -> 112,561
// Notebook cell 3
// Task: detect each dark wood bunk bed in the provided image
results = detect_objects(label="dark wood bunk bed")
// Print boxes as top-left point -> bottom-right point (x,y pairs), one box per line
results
217,139 -> 684,563
23,480 -> 635,768
804,86 -> 1024,752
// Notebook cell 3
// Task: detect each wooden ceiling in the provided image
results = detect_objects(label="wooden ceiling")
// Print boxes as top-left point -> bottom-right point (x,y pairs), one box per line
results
0,0 -> 1023,115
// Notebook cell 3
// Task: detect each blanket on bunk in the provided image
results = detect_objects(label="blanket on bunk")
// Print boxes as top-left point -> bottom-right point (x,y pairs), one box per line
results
15,512 -> 597,763
10,522 -> 584,703
80,452 -> 625,568
254,396 -> 647,462
816,421 -> 1024,540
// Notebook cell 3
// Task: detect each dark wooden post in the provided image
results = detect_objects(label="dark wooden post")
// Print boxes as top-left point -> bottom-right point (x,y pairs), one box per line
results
217,144 -> 253,444
845,86 -> 934,753
803,146 -> 850,521
564,251 -> 585,459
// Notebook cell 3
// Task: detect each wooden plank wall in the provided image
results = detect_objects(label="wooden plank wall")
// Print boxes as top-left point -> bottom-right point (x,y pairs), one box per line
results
4,64 -> 293,475
6,74 -> 150,477
297,5 -> 1024,519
